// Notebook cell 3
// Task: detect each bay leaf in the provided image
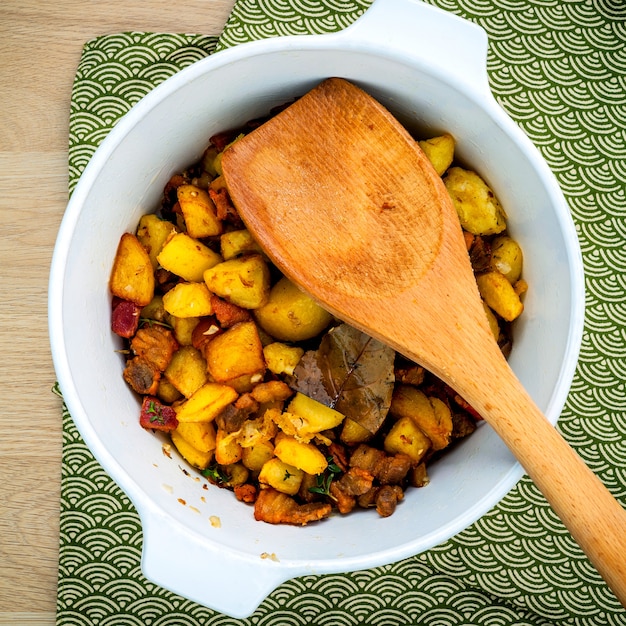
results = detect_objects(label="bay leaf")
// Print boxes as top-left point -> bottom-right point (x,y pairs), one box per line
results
318,324 -> 395,434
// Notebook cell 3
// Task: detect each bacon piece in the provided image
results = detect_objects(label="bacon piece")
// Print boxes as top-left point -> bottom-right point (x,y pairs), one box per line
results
111,298 -> 142,338
254,488 -> 331,526
130,324 -> 178,371
139,395 -> 178,431
210,295 -> 251,328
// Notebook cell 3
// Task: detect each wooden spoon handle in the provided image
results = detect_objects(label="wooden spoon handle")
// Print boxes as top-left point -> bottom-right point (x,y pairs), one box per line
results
474,366 -> 626,605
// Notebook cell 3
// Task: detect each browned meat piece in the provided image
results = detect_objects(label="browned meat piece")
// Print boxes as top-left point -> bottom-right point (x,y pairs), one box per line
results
329,482 -> 356,514
210,295 -> 251,328
357,487 -> 378,509
328,442 -> 349,472
394,362 -> 425,386
254,488 -> 332,525
336,467 -> 374,496
469,235 -> 492,273
349,444 -> 386,476
451,411 -> 478,438
191,316 -> 222,354
130,325 -> 178,371
139,395 -> 178,431
408,463 -> 430,488
123,357 -> 161,395
215,393 -> 259,433
234,483 -> 257,504
209,187 -> 241,225
375,485 -> 403,517
376,454 -> 411,485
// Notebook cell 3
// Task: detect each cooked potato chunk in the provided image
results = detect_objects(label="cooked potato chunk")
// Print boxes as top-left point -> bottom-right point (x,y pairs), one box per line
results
157,232 -> 222,282
443,167 -> 506,235
177,184 -> 222,238
171,316 -> 200,346
162,282 -> 213,318
215,429 -> 243,465
390,385 -> 452,451
171,429 -> 214,469
340,417 -> 373,444
477,271 -> 524,322
164,345 -> 207,398
136,214 -> 176,269
286,392 -> 345,435
204,320 -> 266,384
110,233 -> 155,306
254,277 -> 333,342
384,416 -> 431,464
490,235 -> 523,283
418,133 -> 455,176
204,254 -> 270,309
258,458 -> 303,495
274,436 -> 328,475
220,229 -> 264,260
175,421 -> 217,454
242,440 -> 275,472
263,342 -> 304,376
175,382 -> 239,423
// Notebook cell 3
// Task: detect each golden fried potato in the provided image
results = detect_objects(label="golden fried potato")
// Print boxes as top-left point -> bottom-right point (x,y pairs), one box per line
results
204,320 -> 266,384
164,345 -> 207,398
418,133 -> 455,176
254,277 -> 333,342
136,214 -> 176,269
157,232 -> 222,282
171,429 -> 214,469
162,282 -> 214,318
274,435 -> 328,475
443,167 -> 506,235
204,254 -> 270,309
263,342 -> 304,376
175,382 -> 239,423
175,421 -> 217,454
220,229 -> 264,260
390,385 -> 453,451
384,416 -> 431,464
177,184 -> 222,238
258,458 -> 303,495
490,235 -> 523,283
477,271 -> 524,322
110,233 -> 155,306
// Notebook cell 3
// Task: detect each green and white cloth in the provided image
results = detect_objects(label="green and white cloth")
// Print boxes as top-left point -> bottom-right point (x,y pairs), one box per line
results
58,1 -> 626,624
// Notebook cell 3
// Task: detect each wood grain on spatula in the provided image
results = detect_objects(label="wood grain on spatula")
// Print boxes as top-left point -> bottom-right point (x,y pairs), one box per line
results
222,78 -> 626,605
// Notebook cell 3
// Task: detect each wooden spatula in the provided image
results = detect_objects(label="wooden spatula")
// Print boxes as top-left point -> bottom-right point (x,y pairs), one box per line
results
221,77 -> 626,605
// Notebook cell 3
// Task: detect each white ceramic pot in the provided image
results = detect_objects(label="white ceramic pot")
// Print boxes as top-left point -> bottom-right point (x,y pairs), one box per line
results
49,0 -> 585,617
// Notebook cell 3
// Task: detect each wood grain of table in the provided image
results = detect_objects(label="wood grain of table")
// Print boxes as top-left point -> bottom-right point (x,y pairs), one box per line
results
0,2 -> 235,622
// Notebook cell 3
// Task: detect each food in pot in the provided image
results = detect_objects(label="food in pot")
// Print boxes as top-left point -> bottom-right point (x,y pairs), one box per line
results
109,108 -> 526,526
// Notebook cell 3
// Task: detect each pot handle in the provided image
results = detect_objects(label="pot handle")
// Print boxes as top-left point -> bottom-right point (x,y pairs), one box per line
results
342,0 -> 491,97
140,506 -> 298,619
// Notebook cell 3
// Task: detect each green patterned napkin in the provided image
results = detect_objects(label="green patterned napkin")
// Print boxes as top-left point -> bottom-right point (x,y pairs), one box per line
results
57,2 -> 626,624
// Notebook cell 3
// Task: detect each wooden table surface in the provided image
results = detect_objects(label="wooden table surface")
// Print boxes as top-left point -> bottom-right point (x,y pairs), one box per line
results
0,2 -> 235,623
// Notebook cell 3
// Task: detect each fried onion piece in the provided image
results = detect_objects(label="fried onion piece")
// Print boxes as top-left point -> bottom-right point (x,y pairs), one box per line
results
254,488 -> 331,526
